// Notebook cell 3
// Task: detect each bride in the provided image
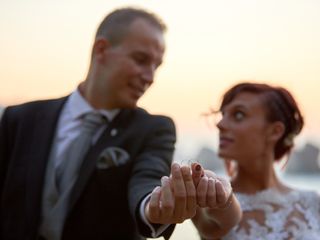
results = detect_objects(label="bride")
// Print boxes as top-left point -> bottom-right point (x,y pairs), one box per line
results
212,82 -> 320,239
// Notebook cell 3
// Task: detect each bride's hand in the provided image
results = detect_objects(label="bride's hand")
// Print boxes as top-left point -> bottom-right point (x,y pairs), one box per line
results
191,163 -> 232,209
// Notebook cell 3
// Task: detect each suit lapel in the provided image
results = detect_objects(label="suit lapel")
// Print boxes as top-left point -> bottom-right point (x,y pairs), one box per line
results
68,109 -> 134,212
25,97 -> 68,230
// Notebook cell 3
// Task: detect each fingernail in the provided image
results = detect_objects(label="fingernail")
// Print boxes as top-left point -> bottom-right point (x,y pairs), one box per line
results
215,179 -> 222,187
154,186 -> 161,193
181,166 -> 191,175
195,164 -> 201,171
172,163 -> 180,171
161,176 -> 169,185
208,178 -> 215,185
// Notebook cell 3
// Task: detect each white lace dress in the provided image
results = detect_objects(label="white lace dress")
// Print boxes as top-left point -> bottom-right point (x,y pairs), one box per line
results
222,189 -> 320,240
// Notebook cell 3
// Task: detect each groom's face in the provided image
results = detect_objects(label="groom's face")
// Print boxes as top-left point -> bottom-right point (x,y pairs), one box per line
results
96,18 -> 165,109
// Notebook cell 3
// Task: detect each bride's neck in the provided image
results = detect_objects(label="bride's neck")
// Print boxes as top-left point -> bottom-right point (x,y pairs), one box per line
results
231,159 -> 287,194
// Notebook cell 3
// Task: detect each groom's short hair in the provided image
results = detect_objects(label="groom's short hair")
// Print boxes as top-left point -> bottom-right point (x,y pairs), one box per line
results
95,7 -> 167,45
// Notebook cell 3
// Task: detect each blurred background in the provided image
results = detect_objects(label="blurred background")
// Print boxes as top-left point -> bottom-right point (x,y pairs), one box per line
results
1,0 -> 319,239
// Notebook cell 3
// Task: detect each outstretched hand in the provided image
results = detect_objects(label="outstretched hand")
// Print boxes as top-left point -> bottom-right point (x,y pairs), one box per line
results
145,163 -> 197,224
191,163 -> 233,209
145,162 -> 233,225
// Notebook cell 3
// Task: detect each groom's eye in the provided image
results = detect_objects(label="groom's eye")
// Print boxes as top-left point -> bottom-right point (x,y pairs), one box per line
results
132,53 -> 149,65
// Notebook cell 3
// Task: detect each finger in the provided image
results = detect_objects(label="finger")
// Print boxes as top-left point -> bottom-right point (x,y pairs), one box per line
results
147,186 -> 161,222
171,163 -> 186,222
160,176 -> 174,221
196,176 -> 208,208
215,179 -> 228,206
191,163 -> 204,187
181,165 -> 196,218
217,176 -> 232,196
207,178 -> 217,208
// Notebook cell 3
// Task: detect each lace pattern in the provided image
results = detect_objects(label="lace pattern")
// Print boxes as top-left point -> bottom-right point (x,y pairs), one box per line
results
222,189 -> 320,240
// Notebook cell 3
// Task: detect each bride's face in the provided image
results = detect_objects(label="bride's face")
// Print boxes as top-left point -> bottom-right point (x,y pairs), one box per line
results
216,92 -> 274,164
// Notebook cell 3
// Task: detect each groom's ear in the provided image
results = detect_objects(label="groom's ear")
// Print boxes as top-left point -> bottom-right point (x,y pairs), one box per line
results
92,37 -> 112,63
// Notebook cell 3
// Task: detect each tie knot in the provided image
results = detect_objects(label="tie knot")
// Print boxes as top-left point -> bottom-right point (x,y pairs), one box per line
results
82,112 -> 108,131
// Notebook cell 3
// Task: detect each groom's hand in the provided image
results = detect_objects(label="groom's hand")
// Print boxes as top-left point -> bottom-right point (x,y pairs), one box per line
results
145,163 -> 197,224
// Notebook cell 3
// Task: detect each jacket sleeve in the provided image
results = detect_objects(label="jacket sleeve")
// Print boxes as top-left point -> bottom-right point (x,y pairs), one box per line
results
128,116 -> 176,238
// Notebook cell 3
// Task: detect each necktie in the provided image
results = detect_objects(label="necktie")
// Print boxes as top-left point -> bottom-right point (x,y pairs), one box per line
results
40,112 -> 107,240
57,112 -> 107,193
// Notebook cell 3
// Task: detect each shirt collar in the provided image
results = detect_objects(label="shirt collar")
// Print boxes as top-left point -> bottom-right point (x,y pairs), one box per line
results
67,89 -> 120,122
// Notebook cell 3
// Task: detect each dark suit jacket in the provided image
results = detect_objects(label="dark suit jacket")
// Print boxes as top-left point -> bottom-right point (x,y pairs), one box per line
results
0,96 -> 176,240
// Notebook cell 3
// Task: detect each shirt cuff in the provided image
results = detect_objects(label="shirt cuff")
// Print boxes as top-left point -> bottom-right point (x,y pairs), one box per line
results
140,193 -> 170,238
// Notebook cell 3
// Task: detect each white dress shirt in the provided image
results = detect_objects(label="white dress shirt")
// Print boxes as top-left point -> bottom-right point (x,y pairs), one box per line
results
51,89 -> 168,237
52,90 -> 119,169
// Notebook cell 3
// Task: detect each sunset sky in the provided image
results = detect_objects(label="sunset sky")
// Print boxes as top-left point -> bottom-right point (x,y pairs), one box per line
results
1,0 -> 320,157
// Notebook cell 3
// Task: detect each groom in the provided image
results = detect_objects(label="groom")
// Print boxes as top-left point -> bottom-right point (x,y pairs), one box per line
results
0,7 -> 189,240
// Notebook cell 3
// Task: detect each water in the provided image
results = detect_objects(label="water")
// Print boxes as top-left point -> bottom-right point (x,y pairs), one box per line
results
280,173 -> 320,193
148,173 -> 320,240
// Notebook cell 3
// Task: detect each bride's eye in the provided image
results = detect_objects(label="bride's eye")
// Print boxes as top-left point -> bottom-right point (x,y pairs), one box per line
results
234,111 -> 245,121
